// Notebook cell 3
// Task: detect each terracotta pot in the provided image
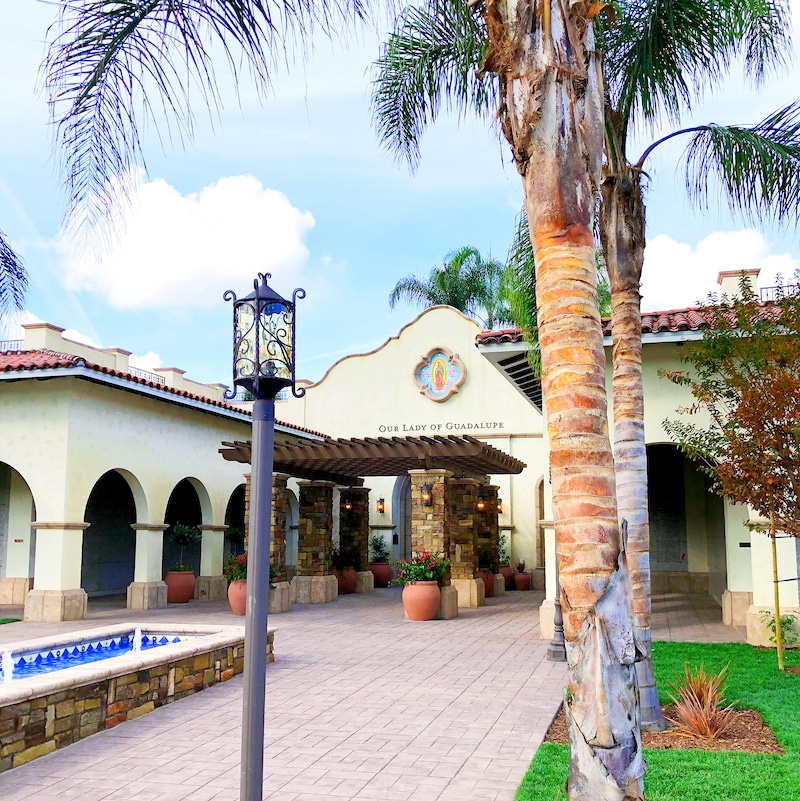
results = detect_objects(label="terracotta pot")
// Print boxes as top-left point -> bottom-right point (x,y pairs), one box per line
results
227,579 -> 247,616
165,571 -> 196,604
499,564 -> 514,590
478,568 -> 494,598
513,572 -> 531,592
369,562 -> 392,588
402,581 -> 440,621
335,567 -> 358,594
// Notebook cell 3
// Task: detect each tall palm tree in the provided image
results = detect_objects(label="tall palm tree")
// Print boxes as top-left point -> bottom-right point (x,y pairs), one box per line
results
378,4 -> 644,797
372,0 -> 799,738
389,245 -> 511,327
0,232 -> 27,318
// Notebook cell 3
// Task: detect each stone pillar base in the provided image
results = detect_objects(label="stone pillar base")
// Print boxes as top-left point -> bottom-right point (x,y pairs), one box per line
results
722,589 -> 753,626
539,598 -> 556,640
355,571 -> 374,594
0,577 -> 32,605
493,574 -> 505,597
269,581 -> 292,614
452,577 -> 485,608
435,585 -> 459,619
126,581 -> 167,610
194,575 -> 228,601
24,589 -> 87,622
745,603 -> 800,647
292,575 -> 338,604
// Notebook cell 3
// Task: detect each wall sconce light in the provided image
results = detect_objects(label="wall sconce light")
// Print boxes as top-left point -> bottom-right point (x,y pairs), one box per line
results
421,483 -> 433,507
343,496 -> 353,512
376,498 -> 385,514
476,494 -> 486,512
497,498 -> 503,514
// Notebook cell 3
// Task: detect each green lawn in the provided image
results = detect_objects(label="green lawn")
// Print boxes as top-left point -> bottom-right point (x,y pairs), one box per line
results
0,618 -> 20,625
516,642 -> 800,801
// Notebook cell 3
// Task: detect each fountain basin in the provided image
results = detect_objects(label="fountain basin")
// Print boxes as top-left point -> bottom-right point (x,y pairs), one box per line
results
0,622 -> 269,773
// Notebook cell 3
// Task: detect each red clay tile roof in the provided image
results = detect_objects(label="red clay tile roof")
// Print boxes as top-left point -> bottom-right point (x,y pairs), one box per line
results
476,307 -> 711,345
0,349 -> 326,438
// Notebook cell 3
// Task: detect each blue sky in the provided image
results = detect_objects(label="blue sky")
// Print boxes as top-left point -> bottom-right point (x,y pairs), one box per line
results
1,2 -> 799,385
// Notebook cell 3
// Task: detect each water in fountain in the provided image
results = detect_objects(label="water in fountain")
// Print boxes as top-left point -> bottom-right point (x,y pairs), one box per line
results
133,627 -> 142,653
1,651 -> 13,683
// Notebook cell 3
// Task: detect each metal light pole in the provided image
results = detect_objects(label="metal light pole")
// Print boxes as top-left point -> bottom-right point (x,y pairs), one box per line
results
225,274 -> 304,801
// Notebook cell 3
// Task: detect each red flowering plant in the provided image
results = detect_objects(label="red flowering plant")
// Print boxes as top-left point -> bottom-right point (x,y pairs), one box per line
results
391,552 -> 449,586
223,553 -> 247,582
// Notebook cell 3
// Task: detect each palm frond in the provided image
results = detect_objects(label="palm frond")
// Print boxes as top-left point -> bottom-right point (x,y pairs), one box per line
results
505,209 -> 540,374
0,230 -> 27,315
45,0 -> 373,240
683,101 -> 800,226
602,0 -> 792,132
371,0 -> 494,168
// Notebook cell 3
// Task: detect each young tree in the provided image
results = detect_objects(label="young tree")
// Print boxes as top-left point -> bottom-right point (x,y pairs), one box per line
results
389,245 -> 512,328
663,280 -> 800,671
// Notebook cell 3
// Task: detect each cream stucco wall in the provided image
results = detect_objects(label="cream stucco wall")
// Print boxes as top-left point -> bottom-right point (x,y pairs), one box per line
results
279,306 -> 547,570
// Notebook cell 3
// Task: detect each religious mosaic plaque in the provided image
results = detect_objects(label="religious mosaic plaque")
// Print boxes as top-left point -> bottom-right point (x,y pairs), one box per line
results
413,347 -> 466,403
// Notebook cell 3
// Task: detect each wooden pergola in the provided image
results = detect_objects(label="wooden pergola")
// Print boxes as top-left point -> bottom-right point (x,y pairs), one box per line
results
219,433 -> 526,483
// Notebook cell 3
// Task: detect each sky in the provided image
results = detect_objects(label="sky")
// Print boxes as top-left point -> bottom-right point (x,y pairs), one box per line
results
1,2 -> 799,385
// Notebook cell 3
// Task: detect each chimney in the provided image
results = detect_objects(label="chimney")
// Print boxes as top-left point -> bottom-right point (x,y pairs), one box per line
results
717,268 -> 760,297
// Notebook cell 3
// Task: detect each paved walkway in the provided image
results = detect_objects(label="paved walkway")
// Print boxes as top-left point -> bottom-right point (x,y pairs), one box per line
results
0,589 -> 746,801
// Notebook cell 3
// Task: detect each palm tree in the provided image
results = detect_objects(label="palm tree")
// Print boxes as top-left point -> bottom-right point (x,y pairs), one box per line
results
372,0 -> 800,738
378,4 -> 644,796
0,232 -> 27,318
389,245 -> 511,327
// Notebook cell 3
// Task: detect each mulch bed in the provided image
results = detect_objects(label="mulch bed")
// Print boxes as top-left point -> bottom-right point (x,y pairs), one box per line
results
545,704 -> 783,755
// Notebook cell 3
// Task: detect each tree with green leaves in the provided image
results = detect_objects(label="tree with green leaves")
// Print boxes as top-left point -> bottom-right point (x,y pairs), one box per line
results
663,279 -> 800,671
389,245 -> 512,328
372,0 -> 800,735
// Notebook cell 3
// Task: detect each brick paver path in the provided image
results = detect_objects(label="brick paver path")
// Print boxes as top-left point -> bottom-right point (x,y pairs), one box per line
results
0,590 -> 565,801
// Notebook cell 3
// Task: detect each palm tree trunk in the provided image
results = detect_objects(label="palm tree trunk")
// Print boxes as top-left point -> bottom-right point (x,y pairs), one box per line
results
486,2 -> 645,797
600,169 -> 667,732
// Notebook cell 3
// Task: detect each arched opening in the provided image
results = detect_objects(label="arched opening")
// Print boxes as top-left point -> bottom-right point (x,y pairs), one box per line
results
224,484 -> 246,560
392,475 -> 412,561
0,461 -> 37,594
162,479 -> 203,577
647,443 -> 726,603
285,489 -> 299,581
81,470 -> 137,597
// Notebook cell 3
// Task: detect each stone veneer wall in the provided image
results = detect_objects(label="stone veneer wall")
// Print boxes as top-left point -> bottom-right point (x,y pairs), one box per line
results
296,481 -> 336,576
447,479 -> 479,580
409,470 -> 452,585
339,488 -> 370,571
0,637 -> 270,773
475,484 -> 500,570
270,473 -> 289,581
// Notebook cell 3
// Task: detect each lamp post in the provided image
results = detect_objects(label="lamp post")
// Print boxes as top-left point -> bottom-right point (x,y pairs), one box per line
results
224,273 -> 304,801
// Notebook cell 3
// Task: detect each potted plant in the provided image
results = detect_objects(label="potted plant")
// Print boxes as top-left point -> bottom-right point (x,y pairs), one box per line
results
164,522 -> 202,603
478,550 -> 495,598
332,546 -> 359,594
223,552 -> 247,615
368,533 -> 392,588
498,533 -> 514,590
392,551 -> 450,621
514,558 -> 531,591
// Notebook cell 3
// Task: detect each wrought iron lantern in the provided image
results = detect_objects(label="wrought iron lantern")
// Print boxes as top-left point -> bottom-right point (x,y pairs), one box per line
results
496,497 -> 504,514
224,273 -> 305,401
421,483 -> 433,507
376,498 -> 385,514
476,493 -> 487,513
343,496 -> 353,512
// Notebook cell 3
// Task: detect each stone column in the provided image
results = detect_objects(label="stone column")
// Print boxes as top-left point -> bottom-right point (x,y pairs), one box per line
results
127,523 -> 168,609
24,522 -> 89,622
339,487 -> 373,593
476,484 -> 504,596
195,525 -> 228,601
292,480 -> 338,603
408,469 -> 458,619
270,473 -> 290,582
448,478 -> 484,608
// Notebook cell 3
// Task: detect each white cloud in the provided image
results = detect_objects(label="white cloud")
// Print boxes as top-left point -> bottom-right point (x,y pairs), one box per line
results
640,230 -> 799,311
62,328 -> 101,348
58,174 -> 315,310
0,310 -> 42,340
129,351 -> 163,372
